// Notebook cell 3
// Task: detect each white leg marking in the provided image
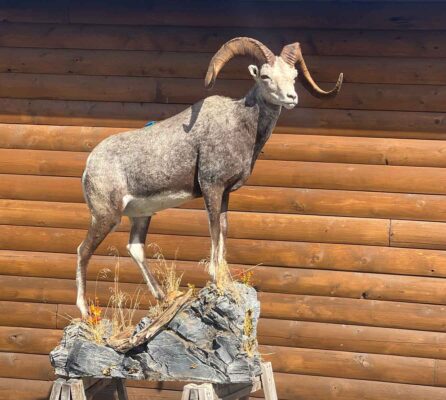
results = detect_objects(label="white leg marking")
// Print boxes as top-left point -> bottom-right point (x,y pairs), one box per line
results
127,243 -> 145,264
217,232 -> 225,265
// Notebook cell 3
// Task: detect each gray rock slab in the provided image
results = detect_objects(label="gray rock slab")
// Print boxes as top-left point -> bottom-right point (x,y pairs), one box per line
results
50,283 -> 261,383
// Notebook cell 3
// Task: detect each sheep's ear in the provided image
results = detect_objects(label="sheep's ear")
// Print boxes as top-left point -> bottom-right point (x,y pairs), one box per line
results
248,65 -> 259,79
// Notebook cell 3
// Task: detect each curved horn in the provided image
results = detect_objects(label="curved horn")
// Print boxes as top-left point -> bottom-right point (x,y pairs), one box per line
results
280,42 -> 343,99
205,37 -> 275,89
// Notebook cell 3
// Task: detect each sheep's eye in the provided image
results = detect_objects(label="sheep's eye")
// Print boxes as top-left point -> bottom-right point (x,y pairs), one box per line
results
260,74 -> 270,80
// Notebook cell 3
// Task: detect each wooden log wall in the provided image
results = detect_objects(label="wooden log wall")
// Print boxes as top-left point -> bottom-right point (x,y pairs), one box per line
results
1,0 -> 446,399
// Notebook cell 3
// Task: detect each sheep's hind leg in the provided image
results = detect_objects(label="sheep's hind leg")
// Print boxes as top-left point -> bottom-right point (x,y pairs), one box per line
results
202,185 -> 226,283
77,212 -> 120,319
127,216 -> 165,301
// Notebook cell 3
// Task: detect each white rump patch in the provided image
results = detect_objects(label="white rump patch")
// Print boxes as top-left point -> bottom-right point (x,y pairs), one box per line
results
122,191 -> 193,217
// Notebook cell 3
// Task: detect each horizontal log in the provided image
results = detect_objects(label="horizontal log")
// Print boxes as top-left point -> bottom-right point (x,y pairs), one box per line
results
0,326 -> 61,355
0,300 -> 57,329
1,73 -> 446,113
3,249 -> 446,305
1,23 -> 445,58
0,174 -> 83,203
3,273 -> 443,332
67,1 -> 446,30
4,318 -> 446,361
2,225 -> 446,277
274,126 -> 446,140
0,378 -> 52,400
0,199 -> 390,246
0,353 -> 55,381
3,174 -> 446,222
262,345 -> 446,386
4,122 -> 446,167
2,374 -> 446,400
258,319 -> 446,360
3,345 -> 446,387
3,149 -> 446,194
258,292 -> 446,332
1,47 -> 446,85
0,97 -> 444,134
391,220 -> 446,250
250,161 -> 446,195
265,135 -> 446,167
270,373 -> 446,400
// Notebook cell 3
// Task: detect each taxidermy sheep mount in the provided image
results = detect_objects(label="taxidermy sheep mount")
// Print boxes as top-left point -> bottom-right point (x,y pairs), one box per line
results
75,36 -> 343,319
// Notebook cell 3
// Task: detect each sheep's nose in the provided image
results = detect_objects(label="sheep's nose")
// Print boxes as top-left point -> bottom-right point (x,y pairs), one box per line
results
287,93 -> 297,100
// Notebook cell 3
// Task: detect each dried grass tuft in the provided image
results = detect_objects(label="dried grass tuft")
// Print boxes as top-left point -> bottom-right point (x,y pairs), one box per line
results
146,244 -> 184,319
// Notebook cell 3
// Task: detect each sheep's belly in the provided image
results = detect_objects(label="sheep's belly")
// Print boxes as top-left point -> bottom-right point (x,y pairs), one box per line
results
122,192 -> 194,217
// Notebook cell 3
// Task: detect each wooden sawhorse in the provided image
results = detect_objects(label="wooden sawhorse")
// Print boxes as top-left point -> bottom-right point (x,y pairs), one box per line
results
49,362 -> 277,400
181,362 -> 277,400
49,377 -> 128,400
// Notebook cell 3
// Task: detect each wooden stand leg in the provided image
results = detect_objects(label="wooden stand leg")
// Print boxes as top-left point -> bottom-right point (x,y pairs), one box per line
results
115,378 -> 129,400
260,362 -> 278,400
49,377 -> 127,400
181,383 -> 215,400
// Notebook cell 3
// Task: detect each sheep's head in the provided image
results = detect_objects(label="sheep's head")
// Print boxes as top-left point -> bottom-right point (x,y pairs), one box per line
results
205,37 -> 343,110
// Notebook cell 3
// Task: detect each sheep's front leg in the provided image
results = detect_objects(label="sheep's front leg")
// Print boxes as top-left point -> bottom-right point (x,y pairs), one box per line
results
127,216 -> 165,301
202,185 -> 225,281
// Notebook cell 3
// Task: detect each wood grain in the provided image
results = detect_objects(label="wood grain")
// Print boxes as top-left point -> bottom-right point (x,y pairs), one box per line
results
2,225 -> 446,277
0,199 -> 390,246
4,174 -> 446,222
1,23 -> 445,58
3,150 -> 446,194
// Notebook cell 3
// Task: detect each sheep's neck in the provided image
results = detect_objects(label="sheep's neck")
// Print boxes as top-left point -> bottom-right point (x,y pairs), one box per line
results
245,85 -> 281,164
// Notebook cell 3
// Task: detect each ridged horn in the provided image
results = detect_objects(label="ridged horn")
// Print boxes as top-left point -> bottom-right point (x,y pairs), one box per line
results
280,42 -> 343,98
205,37 -> 275,89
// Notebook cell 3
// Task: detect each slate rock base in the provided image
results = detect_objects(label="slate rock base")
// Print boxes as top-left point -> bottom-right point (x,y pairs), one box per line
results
50,283 -> 261,384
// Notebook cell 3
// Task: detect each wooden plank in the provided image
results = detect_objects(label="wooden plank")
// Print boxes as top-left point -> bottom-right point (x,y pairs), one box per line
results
261,346 -> 446,386
4,175 -> 446,223
271,373 -> 446,400
258,292 -> 446,332
4,320 -> 446,362
31,287 -> 446,333
1,73 -> 446,113
0,377 -> 52,400
2,225 -> 446,277
0,326 -> 61,355
391,220 -> 446,250
0,352 -> 55,381
1,23 -> 446,58
264,135 -> 446,167
3,249 -> 446,305
0,300 -> 57,329
9,347 -> 446,388
67,1 -> 446,30
3,149 -> 446,195
1,374 -> 446,400
274,126 -> 446,140
0,123 -> 122,152
249,161 -> 446,195
1,47 -> 445,85
0,199 -> 390,246
0,174 -> 83,203
7,346 -> 446,386
258,319 -> 446,360
12,123 -> 446,154
0,97 -> 443,134
5,123 -> 446,168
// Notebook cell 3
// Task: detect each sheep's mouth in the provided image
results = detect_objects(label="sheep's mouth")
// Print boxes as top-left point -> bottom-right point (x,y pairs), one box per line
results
283,102 -> 297,109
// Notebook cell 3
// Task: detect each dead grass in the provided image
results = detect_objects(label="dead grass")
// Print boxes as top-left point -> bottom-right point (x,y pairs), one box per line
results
146,244 -> 184,319
78,247 -> 143,343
